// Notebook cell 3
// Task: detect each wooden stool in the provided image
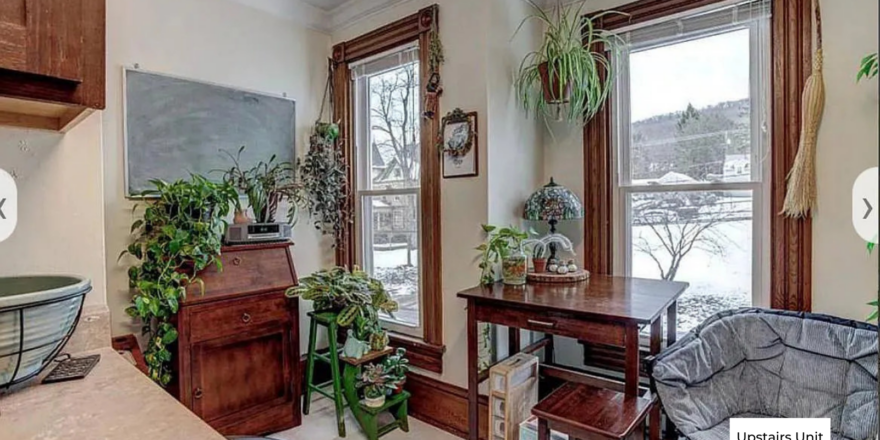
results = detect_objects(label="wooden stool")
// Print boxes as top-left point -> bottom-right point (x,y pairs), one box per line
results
531,383 -> 652,440
302,311 -> 347,437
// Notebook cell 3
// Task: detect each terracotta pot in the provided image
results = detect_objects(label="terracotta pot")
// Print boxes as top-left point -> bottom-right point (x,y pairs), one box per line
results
233,209 -> 251,225
533,258 -> 547,274
538,61 -> 571,104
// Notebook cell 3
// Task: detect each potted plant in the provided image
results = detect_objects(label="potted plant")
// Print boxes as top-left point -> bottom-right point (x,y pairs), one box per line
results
286,266 -> 398,350
531,242 -> 548,273
514,0 -> 620,125
121,175 -> 237,386
383,348 -> 410,393
298,122 -> 351,243
219,146 -> 303,225
476,224 -> 530,285
358,363 -> 394,408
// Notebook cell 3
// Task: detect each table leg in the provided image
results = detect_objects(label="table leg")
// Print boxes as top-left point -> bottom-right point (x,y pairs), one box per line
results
624,325 -> 640,397
664,302 -> 678,439
649,318 -> 662,440
467,298 -> 480,440
509,327 -> 521,357
544,335 -> 554,364
666,302 -> 677,346
538,418 -> 550,440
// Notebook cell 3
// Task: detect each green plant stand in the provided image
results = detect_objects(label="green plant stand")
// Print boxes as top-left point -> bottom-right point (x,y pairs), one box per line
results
303,311 -> 347,437
340,348 -> 410,440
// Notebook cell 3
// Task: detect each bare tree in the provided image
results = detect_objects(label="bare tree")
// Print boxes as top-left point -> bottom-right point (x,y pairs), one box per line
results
633,194 -> 735,281
369,63 -> 420,186
368,63 -> 420,269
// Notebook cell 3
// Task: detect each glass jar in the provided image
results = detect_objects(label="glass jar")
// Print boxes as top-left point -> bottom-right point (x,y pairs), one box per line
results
502,248 -> 527,285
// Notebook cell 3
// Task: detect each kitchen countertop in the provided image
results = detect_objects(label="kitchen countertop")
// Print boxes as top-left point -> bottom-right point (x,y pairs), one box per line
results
0,347 -> 226,440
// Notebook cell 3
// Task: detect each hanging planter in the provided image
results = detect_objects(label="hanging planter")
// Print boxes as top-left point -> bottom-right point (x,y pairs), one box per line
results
514,0 -> 620,125
298,62 -> 352,243
537,61 -> 571,104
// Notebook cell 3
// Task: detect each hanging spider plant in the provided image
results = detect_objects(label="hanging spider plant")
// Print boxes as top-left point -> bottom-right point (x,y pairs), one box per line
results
514,0 -> 620,125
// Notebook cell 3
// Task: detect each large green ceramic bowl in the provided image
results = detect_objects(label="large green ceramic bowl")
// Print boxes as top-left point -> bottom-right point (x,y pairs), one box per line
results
0,275 -> 91,388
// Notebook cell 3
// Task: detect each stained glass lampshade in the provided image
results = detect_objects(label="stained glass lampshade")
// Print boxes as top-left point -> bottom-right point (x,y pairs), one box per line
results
523,178 -> 583,262
524,178 -> 584,224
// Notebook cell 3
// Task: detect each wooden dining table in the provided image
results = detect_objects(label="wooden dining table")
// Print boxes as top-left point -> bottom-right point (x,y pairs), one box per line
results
457,275 -> 688,440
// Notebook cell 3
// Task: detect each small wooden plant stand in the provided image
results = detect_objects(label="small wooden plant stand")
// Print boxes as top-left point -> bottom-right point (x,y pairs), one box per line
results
303,311 -> 410,440
340,347 -> 411,440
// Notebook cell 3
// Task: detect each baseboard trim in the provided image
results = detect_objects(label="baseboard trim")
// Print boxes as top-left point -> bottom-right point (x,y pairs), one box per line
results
406,372 -> 488,440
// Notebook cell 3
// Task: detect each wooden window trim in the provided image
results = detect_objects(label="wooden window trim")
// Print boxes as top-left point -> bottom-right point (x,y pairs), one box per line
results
331,5 -> 445,372
585,0 -> 812,310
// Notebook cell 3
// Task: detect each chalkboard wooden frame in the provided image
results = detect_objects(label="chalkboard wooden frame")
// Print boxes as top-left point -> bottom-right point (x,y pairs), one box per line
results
122,67 -> 297,198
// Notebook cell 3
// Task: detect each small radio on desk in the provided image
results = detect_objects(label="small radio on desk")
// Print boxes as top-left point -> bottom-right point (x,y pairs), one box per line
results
225,223 -> 292,244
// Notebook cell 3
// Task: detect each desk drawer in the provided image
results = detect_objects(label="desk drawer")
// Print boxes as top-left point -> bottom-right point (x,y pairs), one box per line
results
474,303 -> 625,347
189,294 -> 290,343
195,246 -> 296,299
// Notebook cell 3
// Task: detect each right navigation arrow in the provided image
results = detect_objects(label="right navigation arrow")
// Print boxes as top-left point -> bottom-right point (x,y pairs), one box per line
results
864,198 -> 873,220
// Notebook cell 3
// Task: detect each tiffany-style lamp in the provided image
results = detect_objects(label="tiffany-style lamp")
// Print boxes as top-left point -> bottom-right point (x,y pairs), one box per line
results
523,177 -> 584,262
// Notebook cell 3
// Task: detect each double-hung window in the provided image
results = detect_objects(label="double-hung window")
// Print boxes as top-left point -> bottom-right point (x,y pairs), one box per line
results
612,0 -> 772,333
352,44 -> 423,336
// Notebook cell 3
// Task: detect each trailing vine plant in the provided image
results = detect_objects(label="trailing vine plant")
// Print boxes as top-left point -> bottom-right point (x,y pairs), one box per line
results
298,121 -> 351,243
298,61 -> 352,244
122,175 -> 237,386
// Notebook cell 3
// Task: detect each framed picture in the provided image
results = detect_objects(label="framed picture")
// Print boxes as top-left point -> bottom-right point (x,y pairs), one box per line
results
440,108 -> 478,178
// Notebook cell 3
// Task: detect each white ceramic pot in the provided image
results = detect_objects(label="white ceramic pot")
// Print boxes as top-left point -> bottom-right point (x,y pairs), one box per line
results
364,394 -> 386,408
0,275 -> 91,388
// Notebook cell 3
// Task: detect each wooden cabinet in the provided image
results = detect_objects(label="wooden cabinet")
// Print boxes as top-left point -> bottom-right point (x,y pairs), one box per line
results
173,242 -> 301,436
0,0 -> 105,132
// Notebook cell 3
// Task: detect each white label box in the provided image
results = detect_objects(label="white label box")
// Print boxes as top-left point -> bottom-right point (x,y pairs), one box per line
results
730,418 -> 831,440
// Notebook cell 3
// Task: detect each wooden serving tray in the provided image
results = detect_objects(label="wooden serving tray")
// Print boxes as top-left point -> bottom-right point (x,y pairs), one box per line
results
527,269 -> 590,284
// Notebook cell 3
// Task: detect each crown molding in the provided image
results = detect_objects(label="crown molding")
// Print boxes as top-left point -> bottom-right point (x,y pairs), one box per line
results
328,0 -> 412,34
226,0 -> 333,34
227,0 -> 424,35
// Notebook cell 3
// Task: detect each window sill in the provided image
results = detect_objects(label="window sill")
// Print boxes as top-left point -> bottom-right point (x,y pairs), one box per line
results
388,333 -> 445,374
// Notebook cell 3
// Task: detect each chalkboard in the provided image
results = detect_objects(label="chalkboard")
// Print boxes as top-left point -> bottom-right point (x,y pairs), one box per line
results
124,68 -> 296,196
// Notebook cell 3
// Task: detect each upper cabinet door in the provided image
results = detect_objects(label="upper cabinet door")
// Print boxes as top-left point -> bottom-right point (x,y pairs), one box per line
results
0,0 -> 83,83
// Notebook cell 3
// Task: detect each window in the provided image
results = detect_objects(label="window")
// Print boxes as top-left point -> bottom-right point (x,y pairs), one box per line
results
352,44 -> 423,334
612,1 -> 771,334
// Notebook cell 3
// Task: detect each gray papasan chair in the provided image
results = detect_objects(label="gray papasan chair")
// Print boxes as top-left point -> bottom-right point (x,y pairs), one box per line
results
649,308 -> 878,440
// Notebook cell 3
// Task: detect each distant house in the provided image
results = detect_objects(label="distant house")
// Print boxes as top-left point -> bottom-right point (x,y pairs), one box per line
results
369,142 -> 420,247
722,154 -> 750,180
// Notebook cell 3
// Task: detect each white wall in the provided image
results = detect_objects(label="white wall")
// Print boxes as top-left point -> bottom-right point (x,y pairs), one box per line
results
103,0 -> 334,337
811,0 -> 878,320
0,114 -> 108,309
333,0 -> 543,388
543,0 -> 879,322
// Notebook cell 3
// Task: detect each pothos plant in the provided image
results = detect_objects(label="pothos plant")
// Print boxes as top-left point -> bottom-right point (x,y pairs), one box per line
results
298,122 -> 352,244
514,0 -> 620,125
476,224 -> 530,285
122,175 -> 237,386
